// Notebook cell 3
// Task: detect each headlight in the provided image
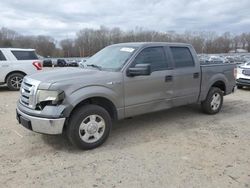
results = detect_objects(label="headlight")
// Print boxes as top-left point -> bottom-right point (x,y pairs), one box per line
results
36,90 -> 65,109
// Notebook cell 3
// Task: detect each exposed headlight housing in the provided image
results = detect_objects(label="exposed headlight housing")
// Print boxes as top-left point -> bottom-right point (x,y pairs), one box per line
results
36,90 -> 65,110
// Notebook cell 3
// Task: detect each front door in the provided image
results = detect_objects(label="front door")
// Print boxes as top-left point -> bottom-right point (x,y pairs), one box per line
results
123,46 -> 173,117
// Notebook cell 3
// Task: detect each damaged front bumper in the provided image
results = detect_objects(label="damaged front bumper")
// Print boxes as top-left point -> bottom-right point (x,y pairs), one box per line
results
16,102 -> 66,135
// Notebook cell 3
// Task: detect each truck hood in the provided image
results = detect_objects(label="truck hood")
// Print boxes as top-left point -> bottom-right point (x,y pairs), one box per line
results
29,68 -> 111,83
28,67 -> 122,90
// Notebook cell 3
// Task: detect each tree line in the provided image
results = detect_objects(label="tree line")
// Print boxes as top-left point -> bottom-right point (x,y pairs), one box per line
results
0,26 -> 250,57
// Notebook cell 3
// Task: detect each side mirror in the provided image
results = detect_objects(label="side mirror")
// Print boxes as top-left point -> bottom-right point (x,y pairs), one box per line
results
127,64 -> 151,77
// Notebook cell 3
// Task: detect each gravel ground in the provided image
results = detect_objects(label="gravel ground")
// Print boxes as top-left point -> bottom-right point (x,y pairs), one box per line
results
0,86 -> 249,188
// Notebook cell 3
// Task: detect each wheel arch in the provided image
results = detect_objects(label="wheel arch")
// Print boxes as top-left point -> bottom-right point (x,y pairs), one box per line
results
5,71 -> 26,83
64,95 -> 118,129
201,80 -> 226,101
211,80 -> 226,93
200,72 -> 229,102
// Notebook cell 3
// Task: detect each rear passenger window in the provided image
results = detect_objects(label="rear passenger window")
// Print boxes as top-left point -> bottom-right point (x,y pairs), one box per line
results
11,51 -> 38,60
0,50 -> 6,61
170,47 -> 194,68
133,47 -> 167,71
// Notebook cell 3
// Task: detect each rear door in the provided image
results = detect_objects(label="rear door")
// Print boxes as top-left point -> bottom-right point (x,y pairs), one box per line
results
123,46 -> 173,117
168,46 -> 200,106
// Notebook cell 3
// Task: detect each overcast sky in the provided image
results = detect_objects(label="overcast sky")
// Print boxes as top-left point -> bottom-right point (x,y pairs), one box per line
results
0,0 -> 249,40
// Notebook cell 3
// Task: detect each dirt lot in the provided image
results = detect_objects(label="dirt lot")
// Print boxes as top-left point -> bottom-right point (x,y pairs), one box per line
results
0,86 -> 249,188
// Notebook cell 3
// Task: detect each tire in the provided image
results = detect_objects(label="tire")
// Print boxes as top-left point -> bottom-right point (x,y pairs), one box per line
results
57,59 -> 67,67
57,62 -> 64,67
6,73 -> 25,91
201,87 -> 224,114
237,85 -> 243,89
66,104 -> 112,150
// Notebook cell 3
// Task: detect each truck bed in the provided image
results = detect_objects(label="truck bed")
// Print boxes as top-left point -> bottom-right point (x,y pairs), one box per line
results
199,63 -> 236,101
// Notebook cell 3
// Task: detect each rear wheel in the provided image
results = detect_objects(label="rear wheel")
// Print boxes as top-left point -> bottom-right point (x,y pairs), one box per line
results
201,87 -> 223,114
6,73 -> 25,91
66,104 -> 112,150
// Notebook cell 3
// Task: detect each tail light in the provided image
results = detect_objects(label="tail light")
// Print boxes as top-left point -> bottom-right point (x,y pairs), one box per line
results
33,61 -> 43,70
234,67 -> 237,79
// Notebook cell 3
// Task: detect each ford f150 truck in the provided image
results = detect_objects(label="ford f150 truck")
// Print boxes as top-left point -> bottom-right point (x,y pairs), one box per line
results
16,42 -> 236,149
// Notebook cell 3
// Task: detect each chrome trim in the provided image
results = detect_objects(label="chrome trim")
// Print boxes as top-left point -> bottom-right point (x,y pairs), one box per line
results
21,97 -> 29,103
20,77 -> 41,109
17,108 -> 65,135
22,83 -> 32,91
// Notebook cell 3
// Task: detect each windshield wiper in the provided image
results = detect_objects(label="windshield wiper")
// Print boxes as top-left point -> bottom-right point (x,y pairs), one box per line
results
86,64 -> 102,70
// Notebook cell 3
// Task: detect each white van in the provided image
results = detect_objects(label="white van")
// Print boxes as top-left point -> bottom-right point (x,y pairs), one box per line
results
0,48 -> 42,90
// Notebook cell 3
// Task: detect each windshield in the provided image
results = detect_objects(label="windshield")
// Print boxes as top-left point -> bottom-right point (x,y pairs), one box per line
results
86,46 -> 137,71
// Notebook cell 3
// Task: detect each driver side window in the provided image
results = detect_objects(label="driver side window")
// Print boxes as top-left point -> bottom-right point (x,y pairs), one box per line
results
133,47 -> 168,71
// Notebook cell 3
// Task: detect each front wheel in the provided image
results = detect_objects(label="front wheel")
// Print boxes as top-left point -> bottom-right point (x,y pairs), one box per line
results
201,87 -> 223,114
66,104 -> 112,150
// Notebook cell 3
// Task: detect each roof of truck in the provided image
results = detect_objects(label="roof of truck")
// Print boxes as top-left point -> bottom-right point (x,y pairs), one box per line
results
0,48 -> 35,51
111,42 -> 192,47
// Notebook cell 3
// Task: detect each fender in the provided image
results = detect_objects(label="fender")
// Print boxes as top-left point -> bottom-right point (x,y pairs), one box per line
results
200,73 -> 228,101
63,85 -> 124,117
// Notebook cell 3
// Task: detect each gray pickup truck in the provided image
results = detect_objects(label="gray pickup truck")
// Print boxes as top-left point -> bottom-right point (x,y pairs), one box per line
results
16,42 -> 236,149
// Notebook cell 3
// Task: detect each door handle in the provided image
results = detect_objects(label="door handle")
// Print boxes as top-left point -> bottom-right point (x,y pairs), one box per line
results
165,75 -> 173,82
193,72 -> 199,79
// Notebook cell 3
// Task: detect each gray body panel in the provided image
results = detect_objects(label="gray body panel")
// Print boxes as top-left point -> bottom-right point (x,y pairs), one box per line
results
17,42 -> 236,124
199,64 -> 236,101
124,69 -> 174,117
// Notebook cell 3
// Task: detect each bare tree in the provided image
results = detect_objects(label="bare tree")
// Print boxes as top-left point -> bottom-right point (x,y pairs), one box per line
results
245,33 -> 250,52
60,39 -> 74,57
1,26 -> 249,57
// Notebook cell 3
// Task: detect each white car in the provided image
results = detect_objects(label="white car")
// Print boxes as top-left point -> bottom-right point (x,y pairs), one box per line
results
236,62 -> 250,89
208,56 -> 226,64
77,58 -> 88,68
0,48 -> 42,90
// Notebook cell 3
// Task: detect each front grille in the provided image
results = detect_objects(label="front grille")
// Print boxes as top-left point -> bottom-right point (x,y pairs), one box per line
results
20,82 -> 32,106
20,77 -> 40,109
242,69 -> 250,76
